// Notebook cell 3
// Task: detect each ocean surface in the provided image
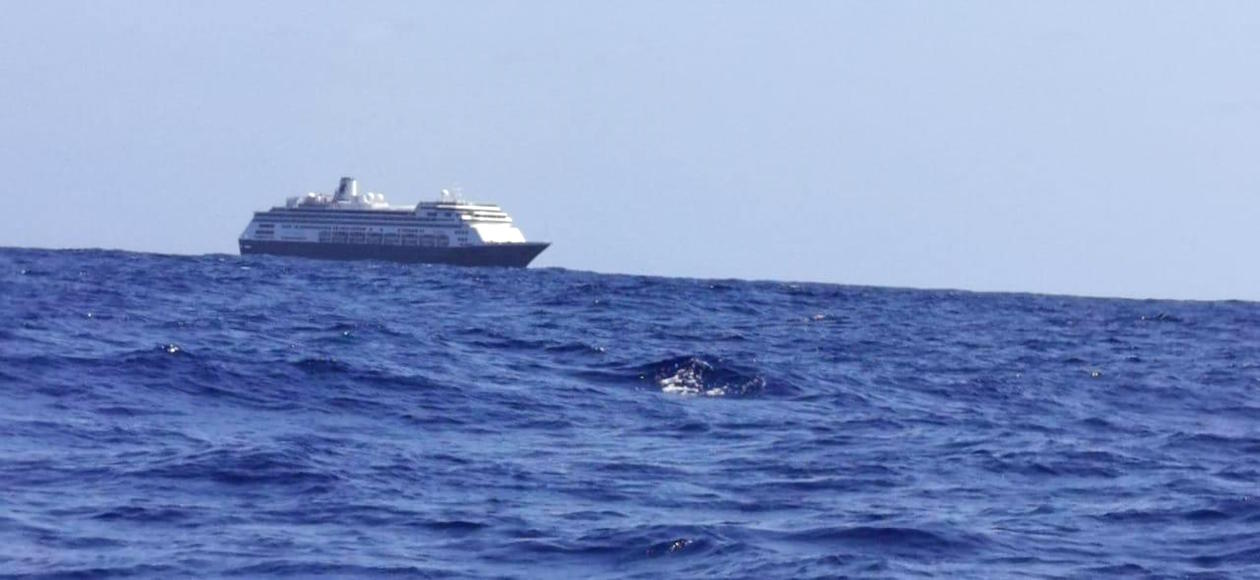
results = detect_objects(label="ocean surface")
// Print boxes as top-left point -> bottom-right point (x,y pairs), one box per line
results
2,247 -> 1259,579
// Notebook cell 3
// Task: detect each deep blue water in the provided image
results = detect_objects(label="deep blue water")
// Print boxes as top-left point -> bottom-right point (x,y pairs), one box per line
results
2,247 -> 1259,579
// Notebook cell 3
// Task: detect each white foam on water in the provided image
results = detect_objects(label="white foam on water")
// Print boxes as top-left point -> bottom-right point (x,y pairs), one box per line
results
657,361 -> 728,397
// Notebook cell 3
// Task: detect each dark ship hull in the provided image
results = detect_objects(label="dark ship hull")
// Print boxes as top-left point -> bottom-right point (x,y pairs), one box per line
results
239,240 -> 548,267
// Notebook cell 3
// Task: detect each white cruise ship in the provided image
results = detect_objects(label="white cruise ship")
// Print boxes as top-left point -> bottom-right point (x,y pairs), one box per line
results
238,177 -> 549,267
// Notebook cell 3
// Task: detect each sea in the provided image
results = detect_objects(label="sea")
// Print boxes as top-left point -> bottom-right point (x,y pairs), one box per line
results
2,247 -> 1258,579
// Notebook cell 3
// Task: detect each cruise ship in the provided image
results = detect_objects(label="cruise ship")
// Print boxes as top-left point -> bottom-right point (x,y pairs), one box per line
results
238,177 -> 549,267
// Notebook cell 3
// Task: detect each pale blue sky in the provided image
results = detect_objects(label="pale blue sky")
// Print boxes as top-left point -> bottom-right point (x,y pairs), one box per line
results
2,2 -> 1257,300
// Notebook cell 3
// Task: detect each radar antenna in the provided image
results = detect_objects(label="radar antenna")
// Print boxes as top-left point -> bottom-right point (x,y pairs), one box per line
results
440,185 -> 462,202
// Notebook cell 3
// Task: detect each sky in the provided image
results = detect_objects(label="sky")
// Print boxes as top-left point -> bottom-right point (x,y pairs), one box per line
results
1,2 -> 1257,301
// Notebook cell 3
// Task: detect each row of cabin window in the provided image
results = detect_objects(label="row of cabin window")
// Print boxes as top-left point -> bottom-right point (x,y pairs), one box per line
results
316,231 -> 459,247
289,225 -> 462,233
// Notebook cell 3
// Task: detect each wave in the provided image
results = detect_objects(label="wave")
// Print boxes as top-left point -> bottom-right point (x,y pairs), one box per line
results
573,355 -> 785,398
4,247 -> 1259,578
649,356 -> 768,397
129,445 -> 342,487
783,525 -> 989,555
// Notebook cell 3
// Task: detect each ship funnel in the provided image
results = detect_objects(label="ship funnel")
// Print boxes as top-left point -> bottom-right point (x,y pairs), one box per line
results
334,177 -> 358,201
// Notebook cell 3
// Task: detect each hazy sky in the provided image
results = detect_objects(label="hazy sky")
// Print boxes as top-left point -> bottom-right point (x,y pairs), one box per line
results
2,2 -> 1257,300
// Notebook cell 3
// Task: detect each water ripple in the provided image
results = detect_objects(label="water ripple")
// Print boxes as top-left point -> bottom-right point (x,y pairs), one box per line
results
1,247 -> 1259,578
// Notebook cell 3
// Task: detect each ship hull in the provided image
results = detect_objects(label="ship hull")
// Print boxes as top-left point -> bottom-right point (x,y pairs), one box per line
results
239,240 -> 548,267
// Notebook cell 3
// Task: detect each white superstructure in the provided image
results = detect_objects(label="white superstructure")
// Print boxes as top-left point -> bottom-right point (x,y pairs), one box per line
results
239,177 -> 532,248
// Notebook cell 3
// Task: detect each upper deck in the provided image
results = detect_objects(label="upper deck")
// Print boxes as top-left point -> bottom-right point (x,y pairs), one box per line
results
243,177 -> 531,245
270,178 -> 514,224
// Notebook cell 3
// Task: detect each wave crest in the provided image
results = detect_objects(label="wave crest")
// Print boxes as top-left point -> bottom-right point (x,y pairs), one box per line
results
649,356 -> 768,398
